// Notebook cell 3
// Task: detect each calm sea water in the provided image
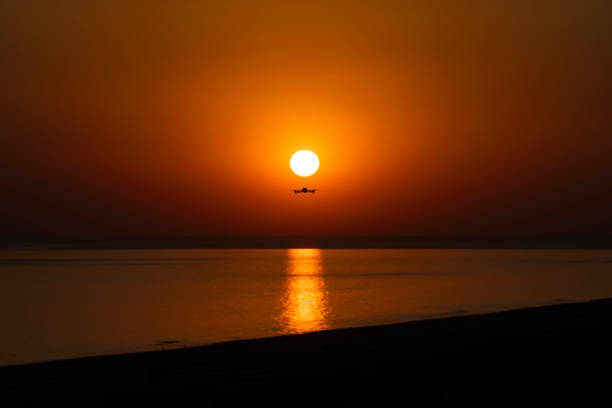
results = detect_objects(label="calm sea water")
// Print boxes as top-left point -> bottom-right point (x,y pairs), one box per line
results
1,248 -> 611,365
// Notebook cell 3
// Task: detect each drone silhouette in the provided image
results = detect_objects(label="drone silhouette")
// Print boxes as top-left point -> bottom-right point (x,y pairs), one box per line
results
292,187 -> 317,194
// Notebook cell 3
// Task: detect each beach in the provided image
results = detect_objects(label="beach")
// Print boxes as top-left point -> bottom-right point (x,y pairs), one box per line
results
2,298 -> 612,405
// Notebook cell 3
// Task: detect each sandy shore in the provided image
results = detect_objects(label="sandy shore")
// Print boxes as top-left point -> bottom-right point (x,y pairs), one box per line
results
2,299 -> 612,405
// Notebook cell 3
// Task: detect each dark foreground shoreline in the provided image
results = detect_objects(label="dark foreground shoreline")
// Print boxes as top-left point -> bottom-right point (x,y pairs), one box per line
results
3,299 -> 612,406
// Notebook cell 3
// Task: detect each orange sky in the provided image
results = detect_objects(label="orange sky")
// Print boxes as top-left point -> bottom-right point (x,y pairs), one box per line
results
1,1 -> 611,240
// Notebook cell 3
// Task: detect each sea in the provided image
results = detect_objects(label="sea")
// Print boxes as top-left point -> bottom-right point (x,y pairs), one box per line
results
1,248 -> 611,365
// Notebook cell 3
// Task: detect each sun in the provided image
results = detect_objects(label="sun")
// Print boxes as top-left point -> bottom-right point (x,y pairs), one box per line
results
290,150 -> 319,177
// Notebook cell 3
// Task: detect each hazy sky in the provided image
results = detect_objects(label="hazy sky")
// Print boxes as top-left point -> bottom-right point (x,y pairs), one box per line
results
1,1 -> 611,240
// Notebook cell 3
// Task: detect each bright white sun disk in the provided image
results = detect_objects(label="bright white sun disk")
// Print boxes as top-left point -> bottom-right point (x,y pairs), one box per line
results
290,150 -> 319,177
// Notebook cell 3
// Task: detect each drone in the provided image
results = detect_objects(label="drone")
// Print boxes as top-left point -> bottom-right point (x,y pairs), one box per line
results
292,187 -> 317,194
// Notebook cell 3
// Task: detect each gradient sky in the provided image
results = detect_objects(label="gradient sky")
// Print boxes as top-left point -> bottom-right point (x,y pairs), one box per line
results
1,1 -> 611,240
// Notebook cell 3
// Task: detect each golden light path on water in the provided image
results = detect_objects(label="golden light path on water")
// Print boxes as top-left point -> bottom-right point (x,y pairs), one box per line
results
279,248 -> 329,334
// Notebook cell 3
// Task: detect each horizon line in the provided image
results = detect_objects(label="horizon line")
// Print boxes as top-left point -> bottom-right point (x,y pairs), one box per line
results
2,236 -> 612,250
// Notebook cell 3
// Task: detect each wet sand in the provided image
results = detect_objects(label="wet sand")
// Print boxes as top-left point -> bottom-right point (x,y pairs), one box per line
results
2,298 -> 612,406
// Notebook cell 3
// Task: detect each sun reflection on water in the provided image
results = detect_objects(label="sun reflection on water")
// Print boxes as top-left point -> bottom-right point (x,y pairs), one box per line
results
279,248 -> 329,334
